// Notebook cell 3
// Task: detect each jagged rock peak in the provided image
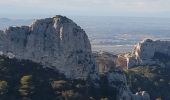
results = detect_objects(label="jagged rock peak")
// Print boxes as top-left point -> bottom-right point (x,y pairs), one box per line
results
32,15 -> 73,25
141,38 -> 153,43
117,39 -> 170,68
0,15 -> 94,79
133,39 -> 170,59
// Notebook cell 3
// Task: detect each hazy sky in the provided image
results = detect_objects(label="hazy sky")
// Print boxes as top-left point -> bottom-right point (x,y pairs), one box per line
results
1,0 -> 170,18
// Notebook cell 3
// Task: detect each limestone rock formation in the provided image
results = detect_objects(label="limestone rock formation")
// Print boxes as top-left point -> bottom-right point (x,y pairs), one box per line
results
0,15 -> 95,79
0,15 -> 151,100
94,52 -> 150,100
117,39 -> 170,68
93,51 -> 117,74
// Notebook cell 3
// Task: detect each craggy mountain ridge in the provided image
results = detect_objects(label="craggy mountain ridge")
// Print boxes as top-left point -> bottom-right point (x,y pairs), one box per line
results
1,15 -> 169,100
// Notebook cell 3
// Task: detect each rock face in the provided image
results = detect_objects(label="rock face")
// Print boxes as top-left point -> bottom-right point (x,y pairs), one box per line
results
0,15 -> 95,79
117,39 -> 170,68
0,15 -> 150,100
93,51 -> 117,74
94,52 -> 150,100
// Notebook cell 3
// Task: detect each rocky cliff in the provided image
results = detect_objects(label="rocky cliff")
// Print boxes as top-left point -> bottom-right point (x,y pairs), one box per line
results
117,39 -> 170,68
0,15 -> 95,79
0,15 -> 151,100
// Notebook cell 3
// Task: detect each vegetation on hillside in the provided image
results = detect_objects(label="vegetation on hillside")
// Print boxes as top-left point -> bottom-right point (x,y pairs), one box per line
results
125,66 -> 170,100
0,55 -> 117,100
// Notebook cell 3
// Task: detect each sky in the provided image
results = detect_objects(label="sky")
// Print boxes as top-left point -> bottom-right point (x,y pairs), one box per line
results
1,0 -> 170,18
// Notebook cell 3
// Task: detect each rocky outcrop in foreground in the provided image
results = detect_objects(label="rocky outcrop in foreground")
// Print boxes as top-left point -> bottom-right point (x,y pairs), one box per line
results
117,39 -> 170,68
0,15 -> 94,79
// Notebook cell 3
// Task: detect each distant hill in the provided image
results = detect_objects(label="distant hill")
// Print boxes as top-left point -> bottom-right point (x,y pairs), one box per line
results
0,18 -> 32,29
0,18 -> 11,22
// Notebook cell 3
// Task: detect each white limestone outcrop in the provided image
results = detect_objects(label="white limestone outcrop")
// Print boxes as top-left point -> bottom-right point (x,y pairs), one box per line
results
117,39 -> 170,68
0,15 -> 95,79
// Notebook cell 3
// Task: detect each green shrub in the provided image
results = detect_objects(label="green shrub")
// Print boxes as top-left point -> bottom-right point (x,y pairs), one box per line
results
62,90 -> 81,100
0,80 -> 8,95
20,75 -> 32,85
51,80 -> 67,90
156,97 -> 162,100
101,97 -> 108,100
19,75 -> 34,96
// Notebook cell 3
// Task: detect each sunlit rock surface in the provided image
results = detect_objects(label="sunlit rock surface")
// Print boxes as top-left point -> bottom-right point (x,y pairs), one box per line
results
0,15 -> 95,79
117,39 -> 170,68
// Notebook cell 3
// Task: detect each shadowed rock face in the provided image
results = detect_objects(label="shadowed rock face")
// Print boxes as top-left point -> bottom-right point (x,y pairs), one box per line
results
0,15 -> 95,79
93,51 -> 117,74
